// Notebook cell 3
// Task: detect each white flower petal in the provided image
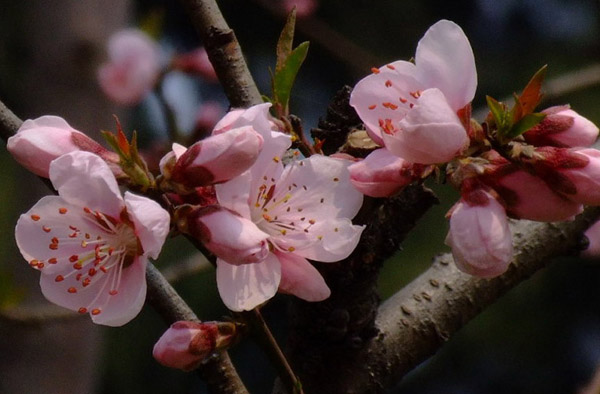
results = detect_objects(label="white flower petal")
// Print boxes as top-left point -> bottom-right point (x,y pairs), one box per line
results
277,251 -> 330,302
124,192 -> 170,260
216,253 -> 281,311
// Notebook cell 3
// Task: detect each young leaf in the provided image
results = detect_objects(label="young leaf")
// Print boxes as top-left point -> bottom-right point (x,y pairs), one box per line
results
273,41 -> 309,114
276,8 -> 297,73
513,65 -> 547,122
505,112 -> 546,139
486,95 -> 507,129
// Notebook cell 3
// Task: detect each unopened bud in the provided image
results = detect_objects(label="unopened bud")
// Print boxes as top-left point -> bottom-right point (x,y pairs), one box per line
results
170,127 -> 263,188
175,205 -> 270,265
445,190 -> 513,278
524,106 -> 599,148
7,116 -> 114,178
348,148 -> 414,197
153,321 -> 237,371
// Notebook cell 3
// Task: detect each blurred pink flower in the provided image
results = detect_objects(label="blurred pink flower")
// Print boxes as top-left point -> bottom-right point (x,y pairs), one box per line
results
445,190 -> 513,278
98,29 -> 160,106
15,151 -> 170,326
282,0 -> 318,17
350,20 -> 475,164
524,106 -> 598,148
172,47 -> 218,82
213,104 -> 364,311
7,116 -> 115,177
583,220 -> 600,259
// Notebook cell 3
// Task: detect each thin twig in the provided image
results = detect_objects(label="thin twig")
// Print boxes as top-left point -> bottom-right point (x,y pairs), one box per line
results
177,0 -> 263,108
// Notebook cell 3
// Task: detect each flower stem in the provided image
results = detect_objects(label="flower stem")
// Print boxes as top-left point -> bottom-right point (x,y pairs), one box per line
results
244,308 -> 304,394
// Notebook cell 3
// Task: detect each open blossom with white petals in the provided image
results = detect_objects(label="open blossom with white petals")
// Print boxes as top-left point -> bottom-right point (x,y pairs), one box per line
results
350,20 -> 475,164
213,104 -> 364,311
15,151 -> 170,326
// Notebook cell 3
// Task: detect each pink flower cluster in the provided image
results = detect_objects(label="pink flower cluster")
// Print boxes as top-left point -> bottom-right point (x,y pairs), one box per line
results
349,20 -> 600,278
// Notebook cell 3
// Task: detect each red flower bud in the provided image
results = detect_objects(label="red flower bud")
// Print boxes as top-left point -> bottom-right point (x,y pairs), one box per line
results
524,106 -> 599,148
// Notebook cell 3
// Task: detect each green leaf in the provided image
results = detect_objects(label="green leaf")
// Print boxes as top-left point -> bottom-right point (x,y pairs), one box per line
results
486,95 -> 507,128
273,41 -> 309,113
505,112 -> 547,139
276,8 -> 297,73
513,65 -> 547,122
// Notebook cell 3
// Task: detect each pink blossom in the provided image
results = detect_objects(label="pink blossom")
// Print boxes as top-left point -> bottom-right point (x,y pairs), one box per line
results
15,151 -> 170,326
7,116 -> 115,178
172,47 -> 218,82
348,148 -> 413,197
213,105 -> 364,311
350,20 -> 475,164
282,0 -> 318,17
524,106 -> 599,148
168,126 -> 264,188
176,205 -> 270,265
98,29 -> 160,106
445,190 -> 513,278
582,220 -> 600,258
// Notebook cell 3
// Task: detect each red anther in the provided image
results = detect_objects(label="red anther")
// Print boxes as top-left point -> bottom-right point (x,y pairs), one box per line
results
55,275 -> 64,282
30,214 -> 40,221
68,287 -> 77,293
59,207 -> 68,214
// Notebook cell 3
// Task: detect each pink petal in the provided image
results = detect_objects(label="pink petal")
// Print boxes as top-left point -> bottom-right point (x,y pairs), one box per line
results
349,60 -> 420,145
49,151 -> 124,218
15,196 -> 100,275
215,170 -> 253,219
382,88 -> 468,164
415,20 -> 477,110
276,251 -> 330,302
216,253 -> 281,311
270,154 -> 363,220
124,192 -> 170,260
285,218 -> 364,263
583,220 -> 600,258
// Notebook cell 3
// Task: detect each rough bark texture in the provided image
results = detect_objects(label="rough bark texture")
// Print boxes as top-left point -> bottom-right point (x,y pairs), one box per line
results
300,209 -> 600,393
178,0 -> 263,108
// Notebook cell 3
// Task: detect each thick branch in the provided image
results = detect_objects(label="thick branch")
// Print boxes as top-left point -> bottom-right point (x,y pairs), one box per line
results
331,208 -> 600,393
178,0 -> 262,108
0,99 -> 248,394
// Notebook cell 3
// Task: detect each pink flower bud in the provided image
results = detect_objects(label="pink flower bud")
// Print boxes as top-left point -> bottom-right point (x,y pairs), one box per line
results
171,47 -> 218,82
153,321 -> 236,371
7,116 -> 110,177
348,148 -> 413,197
98,29 -> 160,106
170,126 -> 263,187
552,148 -> 600,206
175,205 -> 270,265
445,190 -> 513,278
582,220 -> 600,258
524,106 -> 599,148
495,168 -> 583,221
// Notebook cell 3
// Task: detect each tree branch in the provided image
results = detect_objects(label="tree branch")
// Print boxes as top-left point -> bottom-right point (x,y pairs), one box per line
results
177,0 -> 263,108
0,99 -> 248,394
329,208 -> 600,393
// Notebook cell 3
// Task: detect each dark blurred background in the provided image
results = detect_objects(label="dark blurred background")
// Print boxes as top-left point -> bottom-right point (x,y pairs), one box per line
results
1,0 -> 600,393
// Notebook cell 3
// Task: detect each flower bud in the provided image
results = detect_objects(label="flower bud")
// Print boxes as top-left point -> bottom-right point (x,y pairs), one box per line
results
495,168 -> 583,221
170,127 -> 263,188
524,106 -> 599,148
98,29 -> 160,106
550,148 -> 600,206
171,47 -> 218,82
582,220 -> 600,259
445,190 -> 513,278
175,205 -> 270,265
348,148 -> 413,197
153,321 -> 237,371
7,116 -> 111,177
